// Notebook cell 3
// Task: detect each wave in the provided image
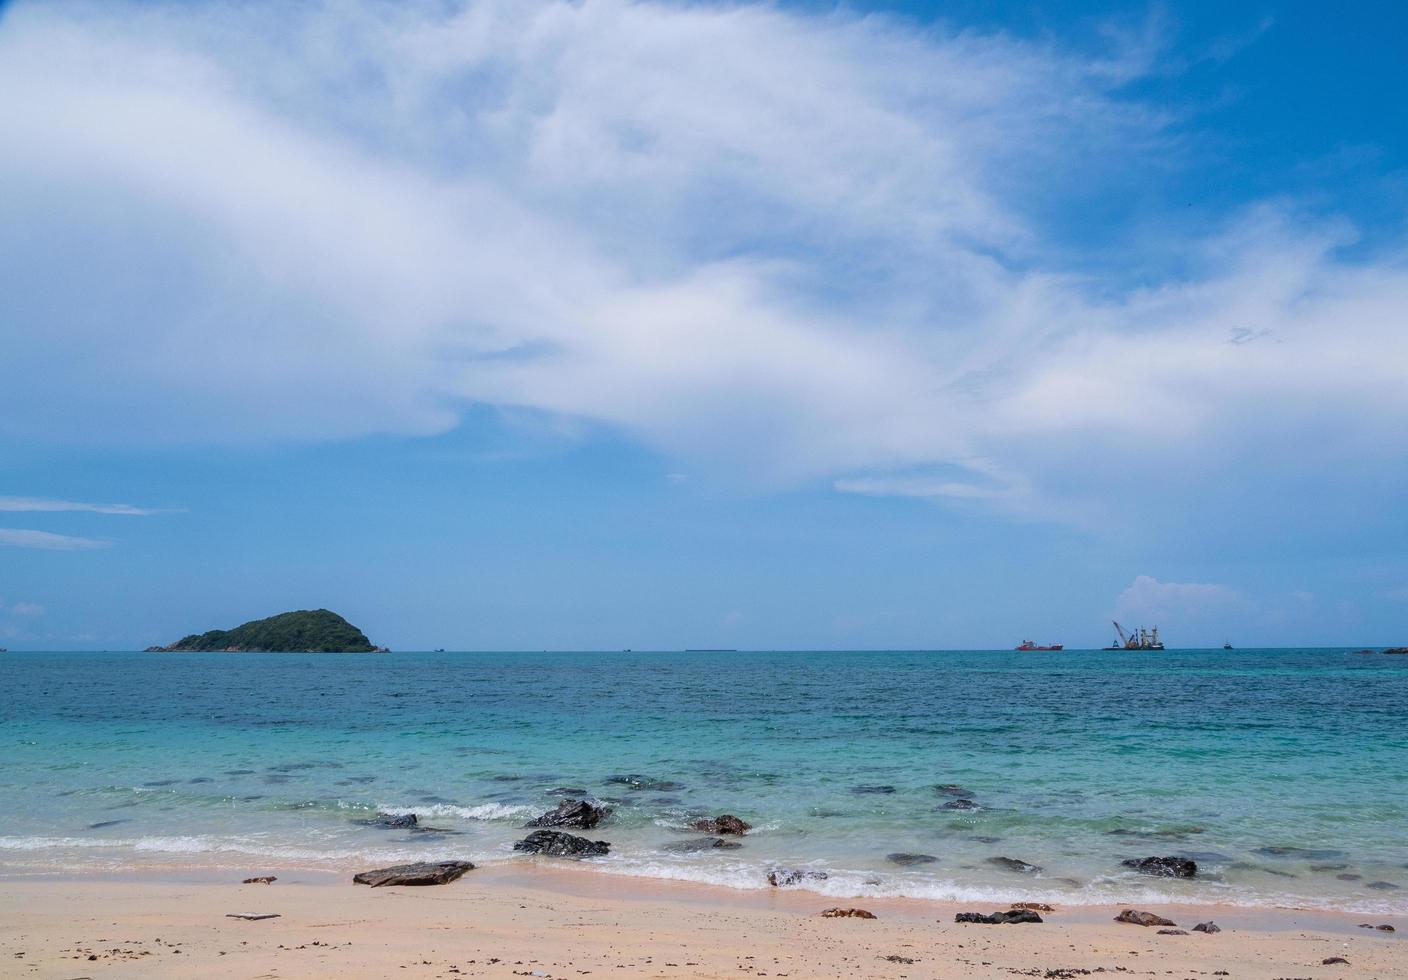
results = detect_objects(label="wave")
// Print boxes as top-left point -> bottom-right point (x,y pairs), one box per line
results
375,802 -> 536,821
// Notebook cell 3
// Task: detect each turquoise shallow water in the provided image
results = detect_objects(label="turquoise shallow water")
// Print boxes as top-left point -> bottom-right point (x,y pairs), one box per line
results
2,649 -> 1405,911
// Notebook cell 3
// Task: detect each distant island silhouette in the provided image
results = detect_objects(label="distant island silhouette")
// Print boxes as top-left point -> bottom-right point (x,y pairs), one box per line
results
147,609 -> 385,653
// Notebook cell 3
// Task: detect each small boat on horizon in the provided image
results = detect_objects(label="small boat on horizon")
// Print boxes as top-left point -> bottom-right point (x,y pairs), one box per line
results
1223,641 -> 1233,650
1015,640 -> 1063,651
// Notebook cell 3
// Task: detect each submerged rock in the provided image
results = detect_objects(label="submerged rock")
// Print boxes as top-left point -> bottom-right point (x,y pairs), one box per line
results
934,784 -> 974,798
767,868 -> 829,887
353,861 -> 475,887
692,814 -> 751,835
988,856 -> 1042,874
526,799 -> 609,830
548,787 -> 588,796
1115,910 -> 1177,927
513,830 -> 610,857
886,852 -> 939,866
1337,873 -> 1363,881
1367,881 -> 1401,890
352,812 -> 418,830
852,785 -> 896,795
1122,856 -> 1197,878
820,908 -> 877,918
1191,921 -> 1221,934
1253,845 -> 1346,861
942,799 -> 979,810
605,774 -> 684,792
662,837 -> 741,852
955,909 -> 1043,924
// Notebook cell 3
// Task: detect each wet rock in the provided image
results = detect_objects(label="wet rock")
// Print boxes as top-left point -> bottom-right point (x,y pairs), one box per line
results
1011,902 -> 1054,912
820,908 -> 877,918
767,868 -> 829,887
1122,856 -> 1197,879
526,799 -> 609,831
691,814 -> 751,835
934,784 -> 974,798
662,837 -> 741,852
955,909 -> 1043,924
852,785 -> 896,795
605,774 -> 684,792
988,856 -> 1042,874
1323,957 -> 1350,965
548,787 -> 588,796
513,830 -> 610,857
886,852 -> 938,866
353,861 -> 475,887
1358,923 -> 1395,931
352,812 -> 418,830
1191,921 -> 1221,934
241,876 -> 277,884
1367,881 -> 1401,890
1114,910 -> 1177,927
1157,929 -> 1189,935
943,799 -> 979,810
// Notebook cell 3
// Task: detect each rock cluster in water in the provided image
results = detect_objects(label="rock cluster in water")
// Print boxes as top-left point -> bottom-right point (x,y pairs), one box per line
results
1122,855 -> 1197,878
691,814 -> 751,835
526,799 -> 609,830
767,868 -> 829,887
514,830 -> 610,857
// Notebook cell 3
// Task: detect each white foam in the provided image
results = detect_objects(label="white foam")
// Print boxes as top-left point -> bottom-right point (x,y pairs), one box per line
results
376,802 -> 535,821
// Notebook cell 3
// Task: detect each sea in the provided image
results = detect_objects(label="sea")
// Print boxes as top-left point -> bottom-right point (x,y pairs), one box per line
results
3,649 -> 1405,913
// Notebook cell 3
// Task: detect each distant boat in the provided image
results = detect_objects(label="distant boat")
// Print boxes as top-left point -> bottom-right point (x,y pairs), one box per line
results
1105,621 -> 1165,650
1223,642 -> 1233,650
1015,640 -> 1063,651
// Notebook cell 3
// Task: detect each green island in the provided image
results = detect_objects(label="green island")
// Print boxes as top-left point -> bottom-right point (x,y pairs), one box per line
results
147,609 -> 386,653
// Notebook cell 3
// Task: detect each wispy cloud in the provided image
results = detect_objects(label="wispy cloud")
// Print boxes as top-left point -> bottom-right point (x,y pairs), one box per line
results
0,528 -> 111,550
0,496 -> 168,515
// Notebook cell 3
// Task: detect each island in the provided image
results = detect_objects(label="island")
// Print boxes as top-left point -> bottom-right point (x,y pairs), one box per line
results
146,609 -> 387,653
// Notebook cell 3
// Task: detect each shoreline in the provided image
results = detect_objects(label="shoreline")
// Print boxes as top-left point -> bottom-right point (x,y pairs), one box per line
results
2,863 -> 1403,979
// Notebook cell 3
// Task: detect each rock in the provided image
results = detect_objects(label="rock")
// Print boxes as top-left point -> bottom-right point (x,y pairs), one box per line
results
352,812 -> 418,830
852,785 -> 896,795
241,876 -> 277,884
1115,910 -> 1177,927
1366,881 -> 1400,890
1192,921 -> 1221,934
1358,923 -> 1395,931
662,837 -> 741,852
548,787 -> 588,796
1011,902 -> 1054,912
1323,957 -> 1350,965
226,913 -> 281,920
1337,873 -> 1363,881
988,856 -> 1042,874
934,784 -> 974,798
886,852 -> 938,866
954,909 -> 1043,924
691,814 -> 751,835
1157,929 -> 1189,935
353,861 -> 475,887
605,774 -> 684,792
942,799 -> 979,810
513,830 -> 610,857
1384,647 -> 1408,655
526,799 -> 609,830
820,908 -> 877,918
1122,856 -> 1197,879
767,868 -> 829,887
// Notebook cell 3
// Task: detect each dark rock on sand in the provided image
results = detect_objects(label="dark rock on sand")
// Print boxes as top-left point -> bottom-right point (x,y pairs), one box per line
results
606,774 -> 684,792
353,861 -> 475,887
1158,929 -> 1189,935
886,852 -> 938,866
852,785 -> 896,795
943,799 -> 979,810
662,837 -> 741,852
1192,921 -> 1221,933
1323,957 -> 1350,965
513,830 -> 610,857
955,909 -> 1043,924
526,799 -> 609,830
934,784 -> 974,798
1115,910 -> 1177,927
242,876 -> 277,884
1367,881 -> 1401,890
971,835 -> 1003,844
692,814 -> 751,835
768,868 -> 829,887
988,856 -> 1042,874
820,908 -> 877,918
1122,856 -> 1197,878
352,812 -> 418,830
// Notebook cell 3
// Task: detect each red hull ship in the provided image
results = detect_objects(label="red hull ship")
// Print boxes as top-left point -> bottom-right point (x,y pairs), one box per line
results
1015,640 -> 1063,651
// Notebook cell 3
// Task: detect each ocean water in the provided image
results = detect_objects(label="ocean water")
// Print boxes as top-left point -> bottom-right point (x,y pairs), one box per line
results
2,649 -> 1406,912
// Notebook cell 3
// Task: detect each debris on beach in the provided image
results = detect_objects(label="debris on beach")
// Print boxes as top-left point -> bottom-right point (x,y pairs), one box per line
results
226,913 -> 281,920
955,909 -> 1043,924
881,954 -> 916,963
353,860 -> 475,886
820,907 -> 877,918
1323,956 -> 1350,965
1011,902 -> 1054,912
1157,928 -> 1189,935
1114,910 -> 1177,927
1192,921 -> 1221,933
241,876 -> 277,884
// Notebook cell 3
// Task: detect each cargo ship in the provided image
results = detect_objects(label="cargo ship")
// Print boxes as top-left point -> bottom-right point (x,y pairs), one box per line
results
1015,640 -> 1064,651
1105,621 -> 1164,650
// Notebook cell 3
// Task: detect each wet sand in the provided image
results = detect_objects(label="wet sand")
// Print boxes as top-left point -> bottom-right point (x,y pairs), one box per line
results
2,863 -> 1403,978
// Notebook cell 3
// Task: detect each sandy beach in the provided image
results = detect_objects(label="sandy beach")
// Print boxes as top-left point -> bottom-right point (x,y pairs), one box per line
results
3,864 -> 1404,979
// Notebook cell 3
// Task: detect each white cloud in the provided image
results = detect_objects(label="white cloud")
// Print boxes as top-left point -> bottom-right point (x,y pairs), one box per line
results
0,496 -> 167,515
0,0 -> 1404,523
0,529 -> 111,551
9,602 -> 45,617
1114,575 -> 1253,625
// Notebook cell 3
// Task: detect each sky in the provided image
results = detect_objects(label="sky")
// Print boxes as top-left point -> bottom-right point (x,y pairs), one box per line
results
1,0 -> 1406,651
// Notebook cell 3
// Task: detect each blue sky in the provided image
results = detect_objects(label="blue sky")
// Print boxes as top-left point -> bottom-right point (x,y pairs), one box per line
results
2,0 -> 1405,650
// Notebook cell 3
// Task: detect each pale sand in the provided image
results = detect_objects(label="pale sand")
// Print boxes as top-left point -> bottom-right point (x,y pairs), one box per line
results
2,864 -> 1404,979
